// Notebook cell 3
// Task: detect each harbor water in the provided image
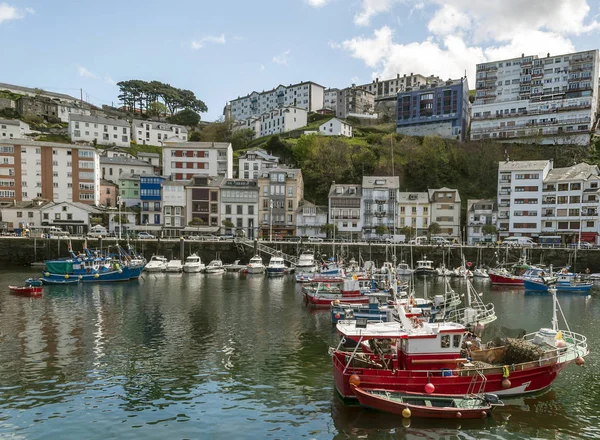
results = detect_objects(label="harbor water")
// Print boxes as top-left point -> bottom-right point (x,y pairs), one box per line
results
0,268 -> 599,439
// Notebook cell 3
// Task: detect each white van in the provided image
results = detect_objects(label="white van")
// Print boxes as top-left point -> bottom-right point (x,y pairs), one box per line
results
87,225 -> 107,238
408,236 -> 428,245
430,236 -> 451,245
501,237 -> 537,247
48,226 -> 69,237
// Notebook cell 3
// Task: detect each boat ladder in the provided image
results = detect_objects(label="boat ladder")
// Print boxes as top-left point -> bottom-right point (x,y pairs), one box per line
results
236,239 -> 298,266
466,369 -> 487,396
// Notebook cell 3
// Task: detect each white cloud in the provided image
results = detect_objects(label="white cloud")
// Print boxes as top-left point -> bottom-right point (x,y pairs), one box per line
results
0,3 -> 34,23
427,4 -> 471,36
190,34 -> 226,50
272,49 -> 291,66
306,0 -> 330,7
78,66 -> 97,79
260,64 -> 265,72
354,0 -> 400,26
104,75 -> 116,85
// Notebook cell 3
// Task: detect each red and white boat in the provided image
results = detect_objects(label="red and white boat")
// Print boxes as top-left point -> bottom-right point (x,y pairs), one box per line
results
488,269 -> 525,286
303,278 -> 373,307
9,285 -> 43,297
331,288 -> 588,399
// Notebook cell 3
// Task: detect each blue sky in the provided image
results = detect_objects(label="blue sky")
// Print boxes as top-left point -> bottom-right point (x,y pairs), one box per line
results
1,0 -> 599,121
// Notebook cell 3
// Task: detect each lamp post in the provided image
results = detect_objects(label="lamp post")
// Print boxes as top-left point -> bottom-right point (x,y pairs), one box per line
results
269,199 -> 273,242
117,196 -> 122,241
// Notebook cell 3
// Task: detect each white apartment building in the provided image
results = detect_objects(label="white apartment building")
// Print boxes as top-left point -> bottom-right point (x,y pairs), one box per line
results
497,160 -> 553,238
397,192 -> 430,236
229,81 -> 325,121
319,118 -> 353,137
220,178 -> 259,239
0,119 -> 29,139
0,139 -> 100,205
137,152 -> 161,167
69,114 -> 131,148
324,88 -> 339,111
328,183 -> 362,240
238,149 -> 279,179
296,200 -> 327,238
471,49 -> 600,145
362,176 -> 399,238
428,188 -> 462,239
162,142 -> 233,181
358,73 -> 442,100
0,198 -> 54,230
132,119 -> 187,146
40,201 -> 102,235
100,156 -> 155,184
162,180 -> 187,236
466,199 -> 498,244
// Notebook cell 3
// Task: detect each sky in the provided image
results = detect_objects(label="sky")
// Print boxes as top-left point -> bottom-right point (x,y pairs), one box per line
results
1,0 -> 600,121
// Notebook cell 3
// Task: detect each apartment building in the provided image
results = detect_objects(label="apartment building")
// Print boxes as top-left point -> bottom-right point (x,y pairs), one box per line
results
471,49 -> 600,145
69,114 -> 131,148
324,86 -> 375,119
362,176 -> 399,238
118,173 -> 141,207
0,139 -> 100,205
396,77 -> 470,141
0,198 -> 53,230
185,174 -> 224,233
162,142 -> 233,180
296,200 -> 327,238
328,183 -> 362,240
466,199 -> 498,244
140,175 -> 165,230
100,179 -> 117,207
238,149 -> 279,179
229,81 -> 325,121
397,192 -> 430,237
358,73 -> 442,100
324,88 -> 339,112
257,168 -> 304,238
137,152 -> 161,167
40,201 -> 102,235
219,178 -> 259,239
0,119 -> 29,139
318,118 -> 353,137
255,107 -> 307,138
100,156 -> 155,184
162,179 -> 187,236
132,119 -> 187,145
428,188 -> 462,238
497,160 -> 553,238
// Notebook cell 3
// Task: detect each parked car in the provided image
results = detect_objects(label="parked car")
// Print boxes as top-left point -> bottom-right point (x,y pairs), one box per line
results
137,232 -> 155,239
200,234 -> 219,241
307,236 -> 324,243
569,241 -> 594,249
430,236 -> 452,245
286,236 -> 301,242
219,234 -> 235,241
500,237 -> 537,247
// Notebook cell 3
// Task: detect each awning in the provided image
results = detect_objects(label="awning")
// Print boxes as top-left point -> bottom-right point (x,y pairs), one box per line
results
580,232 -> 597,242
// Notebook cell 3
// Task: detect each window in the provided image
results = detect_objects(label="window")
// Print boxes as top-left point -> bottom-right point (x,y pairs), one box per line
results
248,206 -> 254,215
225,205 -> 231,214
16,211 -> 22,218
55,213 -> 61,220
43,213 -> 49,220
237,205 -> 243,215
441,335 -> 450,348
453,335 -> 461,348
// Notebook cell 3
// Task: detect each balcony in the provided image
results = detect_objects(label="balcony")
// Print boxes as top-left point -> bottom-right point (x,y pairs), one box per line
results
542,212 -> 555,217
498,213 -> 509,219
499,202 -> 510,207
542,200 -> 556,205
543,186 -> 556,192
499,190 -> 511,196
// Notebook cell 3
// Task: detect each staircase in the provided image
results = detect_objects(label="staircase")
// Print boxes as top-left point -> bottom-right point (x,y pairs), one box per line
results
236,239 -> 298,265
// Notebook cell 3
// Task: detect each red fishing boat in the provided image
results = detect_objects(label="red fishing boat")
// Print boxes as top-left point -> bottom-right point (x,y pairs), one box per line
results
9,285 -> 43,297
330,288 -> 588,399
351,386 -> 502,419
488,269 -> 525,286
303,278 -> 373,307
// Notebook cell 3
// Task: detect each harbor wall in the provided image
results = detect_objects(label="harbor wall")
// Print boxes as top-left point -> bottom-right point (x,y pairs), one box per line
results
2,238 -> 599,272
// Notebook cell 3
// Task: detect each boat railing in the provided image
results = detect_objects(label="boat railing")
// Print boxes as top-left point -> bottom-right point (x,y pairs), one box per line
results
445,302 -> 496,325
523,330 -> 588,361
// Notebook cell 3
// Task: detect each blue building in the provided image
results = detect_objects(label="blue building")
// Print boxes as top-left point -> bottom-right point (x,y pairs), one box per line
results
140,176 -> 165,227
396,77 -> 470,142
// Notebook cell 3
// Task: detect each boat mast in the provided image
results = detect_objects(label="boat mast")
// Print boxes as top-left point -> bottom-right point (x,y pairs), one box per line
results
551,286 -> 558,332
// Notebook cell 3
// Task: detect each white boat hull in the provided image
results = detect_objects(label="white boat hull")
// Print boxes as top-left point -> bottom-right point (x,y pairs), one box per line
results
144,266 -> 165,272
183,265 -> 204,273
247,266 -> 265,274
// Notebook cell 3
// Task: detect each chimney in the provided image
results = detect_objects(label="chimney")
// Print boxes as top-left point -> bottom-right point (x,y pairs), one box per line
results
547,53 -> 550,57
521,53 -> 524,58
397,74 -> 400,79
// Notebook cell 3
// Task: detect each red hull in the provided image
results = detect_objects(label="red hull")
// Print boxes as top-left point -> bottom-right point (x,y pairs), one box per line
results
304,291 -> 369,307
353,386 -> 492,419
488,272 -> 524,286
333,352 -> 565,399
9,285 -> 43,297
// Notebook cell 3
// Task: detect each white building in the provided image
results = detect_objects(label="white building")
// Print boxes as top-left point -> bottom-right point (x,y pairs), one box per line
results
162,142 -> 233,180
137,152 -> 161,167
220,178 -> 259,239
0,198 -> 54,230
162,180 -> 187,236
319,118 -> 353,137
296,200 -> 327,238
40,201 -> 103,235
467,199 -> 498,244
255,107 -> 307,138
497,160 -> 553,238
0,119 -> 29,139
107,208 -> 137,235
324,89 -> 339,112
100,156 -> 155,184
397,192 -> 430,237
238,149 -> 279,179
328,183 -> 363,240
69,114 -> 131,148
229,81 -> 325,121
132,119 -> 187,146
362,176 -> 399,238
0,139 -> 100,205
428,188 -> 462,239
471,49 -> 600,145
358,73 -> 442,100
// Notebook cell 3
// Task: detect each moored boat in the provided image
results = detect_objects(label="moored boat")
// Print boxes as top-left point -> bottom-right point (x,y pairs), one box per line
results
304,278 -> 369,307
165,259 -> 183,273
205,259 -> 225,274
183,253 -> 205,273
524,274 -> 593,293
351,386 -> 502,419
247,255 -> 266,274
296,250 -> 317,273
145,256 -> 168,272
396,263 -> 413,276
266,256 -> 287,275
9,285 -> 43,297
414,257 -> 437,276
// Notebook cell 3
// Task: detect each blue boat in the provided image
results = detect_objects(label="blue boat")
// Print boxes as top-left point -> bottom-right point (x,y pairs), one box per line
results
25,278 -> 43,287
524,273 -> 593,293
266,256 -> 287,275
331,293 -> 394,323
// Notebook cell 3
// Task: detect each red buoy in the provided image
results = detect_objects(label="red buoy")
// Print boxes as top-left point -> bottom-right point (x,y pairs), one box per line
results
424,383 -> 435,394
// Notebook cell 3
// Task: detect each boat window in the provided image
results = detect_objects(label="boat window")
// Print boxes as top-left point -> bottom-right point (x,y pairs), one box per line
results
453,335 -> 461,348
441,335 -> 450,348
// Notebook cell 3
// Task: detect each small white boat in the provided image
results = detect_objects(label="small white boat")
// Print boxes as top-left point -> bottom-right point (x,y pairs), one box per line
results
224,260 -> 246,272
267,256 -> 287,275
166,259 -> 183,272
144,255 -> 168,272
414,257 -> 437,276
296,250 -> 317,273
396,262 -> 413,276
205,259 -> 225,274
436,264 -> 453,277
247,255 -> 266,274
183,253 -> 205,273
473,268 -> 489,278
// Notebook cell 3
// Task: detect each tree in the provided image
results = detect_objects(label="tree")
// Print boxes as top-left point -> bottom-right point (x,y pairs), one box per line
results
189,131 -> 201,141
188,218 -> 205,226
399,226 -> 415,238
147,101 -> 167,117
482,224 -> 497,236
428,222 -> 441,237
320,223 -> 338,239
222,219 -> 235,229
170,109 -> 200,126
229,129 -> 255,151
375,225 -> 388,237
113,214 -> 129,224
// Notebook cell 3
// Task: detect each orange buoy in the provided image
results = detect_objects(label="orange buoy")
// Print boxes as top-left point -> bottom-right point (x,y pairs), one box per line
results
502,378 -> 511,389
575,356 -> 585,366
456,412 -> 462,418
425,383 -> 435,394
349,374 -> 361,387
481,411 -> 488,418
334,313 -> 341,320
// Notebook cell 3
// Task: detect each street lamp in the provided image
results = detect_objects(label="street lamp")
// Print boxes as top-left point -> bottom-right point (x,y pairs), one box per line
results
117,195 -> 122,241
269,199 -> 273,242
